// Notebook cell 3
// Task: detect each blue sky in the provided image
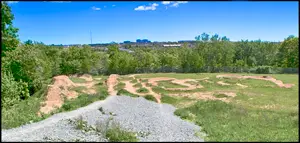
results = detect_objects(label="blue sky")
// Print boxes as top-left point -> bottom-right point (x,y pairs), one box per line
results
8,1 -> 299,45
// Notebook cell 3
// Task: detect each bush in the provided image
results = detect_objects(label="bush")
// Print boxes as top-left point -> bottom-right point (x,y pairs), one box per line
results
136,87 -> 149,93
144,95 -> 157,102
255,66 -> 272,74
1,71 -> 23,108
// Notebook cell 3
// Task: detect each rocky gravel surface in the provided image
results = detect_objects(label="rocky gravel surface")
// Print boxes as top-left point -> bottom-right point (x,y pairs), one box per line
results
1,95 -> 204,142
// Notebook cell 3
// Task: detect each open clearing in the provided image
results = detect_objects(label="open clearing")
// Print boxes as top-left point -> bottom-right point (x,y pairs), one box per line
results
1,73 -> 298,142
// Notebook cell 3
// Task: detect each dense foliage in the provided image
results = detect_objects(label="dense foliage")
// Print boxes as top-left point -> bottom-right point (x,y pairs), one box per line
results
1,2 -> 299,109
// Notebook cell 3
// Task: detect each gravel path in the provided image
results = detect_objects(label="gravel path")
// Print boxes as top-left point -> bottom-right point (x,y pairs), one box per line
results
1,95 -> 205,142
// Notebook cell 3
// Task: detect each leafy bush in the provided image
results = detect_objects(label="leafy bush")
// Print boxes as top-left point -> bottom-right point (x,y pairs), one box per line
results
255,66 -> 273,74
1,71 -> 23,108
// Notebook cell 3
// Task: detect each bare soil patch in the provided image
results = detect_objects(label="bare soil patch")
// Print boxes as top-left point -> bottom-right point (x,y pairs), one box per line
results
106,74 -> 119,96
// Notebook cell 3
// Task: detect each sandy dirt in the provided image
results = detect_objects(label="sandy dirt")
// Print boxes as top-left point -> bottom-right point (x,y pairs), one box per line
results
106,74 -> 119,95
216,74 -> 294,88
217,81 -> 231,86
236,83 -> 248,88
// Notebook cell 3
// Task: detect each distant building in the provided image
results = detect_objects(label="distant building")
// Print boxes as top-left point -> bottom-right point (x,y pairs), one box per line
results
163,44 -> 182,47
136,39 -> 151,43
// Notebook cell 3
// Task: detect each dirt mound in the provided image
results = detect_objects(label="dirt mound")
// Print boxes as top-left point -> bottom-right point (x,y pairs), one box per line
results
236,83 -> 248,88
217,74 -> 295,88
39,75 -> 78,115
38,74 -> 101,115
107,74 -> 119,95
217,81 -> 230,86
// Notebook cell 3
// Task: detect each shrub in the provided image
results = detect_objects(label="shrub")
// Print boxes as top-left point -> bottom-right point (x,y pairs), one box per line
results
136,87 -> 149,93
144,95 -> 157,102
1,71 -> 23,108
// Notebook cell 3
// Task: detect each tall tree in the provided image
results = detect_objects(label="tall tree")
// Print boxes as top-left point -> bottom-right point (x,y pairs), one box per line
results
1,2 -> 19,57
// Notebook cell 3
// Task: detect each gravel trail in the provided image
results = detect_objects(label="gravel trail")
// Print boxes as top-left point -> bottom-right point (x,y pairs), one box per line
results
1,95 -> 204,142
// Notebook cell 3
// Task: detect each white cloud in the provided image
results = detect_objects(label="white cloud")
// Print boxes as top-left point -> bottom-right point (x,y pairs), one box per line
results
112,5 -> 116,7
7,1 -> 19,4
177,1 -> 188,4
170,1 -> 188,8
92,6 -> 101,11
162,1 -> 171,5
104,5 -> 107,8
134,3 -> 159,11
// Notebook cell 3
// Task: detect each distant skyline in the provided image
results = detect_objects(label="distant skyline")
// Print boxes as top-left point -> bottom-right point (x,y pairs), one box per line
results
8,1 -> 299,45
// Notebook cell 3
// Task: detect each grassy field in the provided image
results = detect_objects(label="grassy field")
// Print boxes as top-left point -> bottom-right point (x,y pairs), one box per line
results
124,73 -> 299,142
2,73 -> 298,142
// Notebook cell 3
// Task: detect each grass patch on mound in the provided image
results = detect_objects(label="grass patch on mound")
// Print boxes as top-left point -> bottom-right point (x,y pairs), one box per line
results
133,83 -> 142,88
136,87 -> 149,93
143,95 -> 157,102
213,93 -> 228,98
117,89 -> 140,97
174,100 -> 298,142
130,79 -> 138,84
59,92 -> 108,112
114,82 -> 125,91
69,77 -> 86,83
158,80 -> 187,88
70,86 -> 87,93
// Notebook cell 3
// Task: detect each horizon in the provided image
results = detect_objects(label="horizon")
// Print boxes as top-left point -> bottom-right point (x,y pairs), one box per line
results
8,1 -> 299,45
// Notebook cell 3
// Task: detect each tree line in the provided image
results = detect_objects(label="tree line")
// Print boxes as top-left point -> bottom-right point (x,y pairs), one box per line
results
1,2 -> 298,108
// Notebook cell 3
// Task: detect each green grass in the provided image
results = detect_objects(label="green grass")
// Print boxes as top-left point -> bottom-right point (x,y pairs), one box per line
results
133,83 -> 142,88
157,80 -> 187,88
106,121 -> 139,142
70,86 -> 87,93
117,89 -> 140,97
69,77 -> 87,83
130,79 -> 138,84
174,100 -> 298,142
143,95 -> 157,102
136,87 -> 149,93
213,93 -> 228,98
118,76 -> 134,81
135,73 -> 298,141
59,92 -> 108,112
141,79 -> 148,83
114,82 -> 125,91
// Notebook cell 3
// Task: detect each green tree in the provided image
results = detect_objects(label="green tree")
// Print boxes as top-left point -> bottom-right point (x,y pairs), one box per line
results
1,1 -> 19,57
